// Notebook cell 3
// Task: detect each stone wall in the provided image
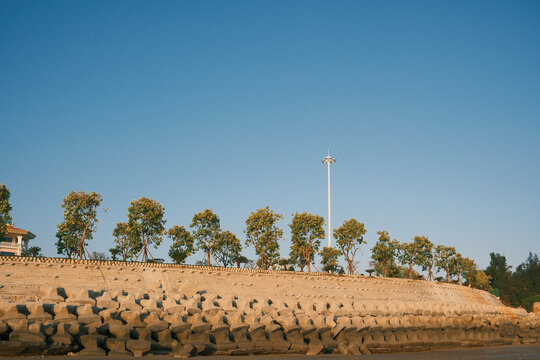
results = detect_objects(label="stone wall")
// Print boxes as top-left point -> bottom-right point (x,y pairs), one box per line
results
0,256 -> 538,357
0,256 -> 500,305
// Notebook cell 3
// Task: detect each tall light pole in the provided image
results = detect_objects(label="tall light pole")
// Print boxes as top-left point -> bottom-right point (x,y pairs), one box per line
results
321,151 -> 336,247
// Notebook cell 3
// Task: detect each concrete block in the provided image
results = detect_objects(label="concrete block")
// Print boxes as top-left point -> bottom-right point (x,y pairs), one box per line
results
96,292 -> 120,310
53,303 -> 77,322
106,338 -> 130,356
79,334 -> 106,356
76,304 -> 102,324
172,342 -> 196,358
126,339 -> 151,357
65,289 -> 95,306
40,287 -> 65,304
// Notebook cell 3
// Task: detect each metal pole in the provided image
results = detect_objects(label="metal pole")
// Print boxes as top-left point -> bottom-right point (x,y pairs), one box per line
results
321,152 -> 336,248
327,161 -> 331,247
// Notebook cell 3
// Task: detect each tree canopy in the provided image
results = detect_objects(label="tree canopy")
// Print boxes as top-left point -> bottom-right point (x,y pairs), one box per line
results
415,236 -> 435,280
434,245 -> 457,282
371,230 -> 399,277
168,225 -> 194,264
214,230 -> 242,268
320,246 -> 343,273
333,219 -> 366,274
112,222 -> 135,262
289,212 -> 325,272
191,209 -> 221,266
55,191 -> 103,259
244,207 -> 283,269
126,196 -> 166,262
0,183 -> 12,242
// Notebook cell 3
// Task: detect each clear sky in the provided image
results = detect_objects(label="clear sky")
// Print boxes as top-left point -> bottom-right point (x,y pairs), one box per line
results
2,0 -> 539,273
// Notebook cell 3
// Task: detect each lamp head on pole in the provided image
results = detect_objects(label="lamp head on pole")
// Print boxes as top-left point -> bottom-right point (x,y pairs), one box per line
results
321,155 -> 336,165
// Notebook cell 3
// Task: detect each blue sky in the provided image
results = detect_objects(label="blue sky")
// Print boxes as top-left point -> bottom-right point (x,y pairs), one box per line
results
2,1 -> 539,273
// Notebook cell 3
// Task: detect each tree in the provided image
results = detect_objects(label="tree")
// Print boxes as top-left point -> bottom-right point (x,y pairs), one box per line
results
55,191 -> 104,259
414,236 -> 434,280
214,230 -> 242,267
277,257 -> 292,271
109,247 -> 121,261
244,207 -> 283,270
397,242 -> 417,279
320,247 -> 343,273
454,253 -> 464,284
434,245 -> 457,282
235,255 -> 251,269
126,197 -> 166,262
191,209 -> 221,266
333,219 -> 366,274
112,222 -> 135,262
473,270 -> 493,291
168,225 -> 194,264
289,212 -> 325,272
485,252 -> 512,293
371,230 -> 399,277
89,251 -> 109,260
22,246 -> 42,257
366,269 -> 375,277
461,257 -> 477,287
0,183 -> 12,242
506,252 -> 540,311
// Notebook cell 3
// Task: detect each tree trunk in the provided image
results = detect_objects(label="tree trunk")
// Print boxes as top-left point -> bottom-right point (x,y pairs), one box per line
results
348,259 -> 354,275
445,268 -> 450,282
384,262 -> 388,277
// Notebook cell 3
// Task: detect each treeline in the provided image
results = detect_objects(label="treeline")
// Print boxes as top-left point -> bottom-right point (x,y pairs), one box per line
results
3,186 -> 537,309
484,252 -> 540,312
369,231 -> 492,290
50,191 -> 492,289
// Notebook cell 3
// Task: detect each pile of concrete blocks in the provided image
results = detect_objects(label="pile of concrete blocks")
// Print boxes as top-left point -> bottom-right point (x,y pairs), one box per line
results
0,285 -> 538,357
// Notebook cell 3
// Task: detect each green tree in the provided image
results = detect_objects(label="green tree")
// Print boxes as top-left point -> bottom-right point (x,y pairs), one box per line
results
289,212 -> 325,272
277,257 -> 292,271
90,251 -> 109,260
461,256 -> 477,287
191,209 -> 221,266
214,230 -> 242,267
506,252 -> 540,311
235,255 -> 250,269
485,252 -> 512,294
414,236 -> 434,280
127,196 -> 166,262
0,183 -> 12,242
168,225 -> 194,264
397,242 -> 417,279
22,246 -> 42,257
244,207 -> 283,269
371,230 -> 399,277
55,191 -> 104,259
473,270 -> 493,291
109,247 -> 121,261
112,222 -> 135,262
434,245 -> 457,282
333,219 -> 366,274
454,253 -> 464,284
320,247 -> 343,273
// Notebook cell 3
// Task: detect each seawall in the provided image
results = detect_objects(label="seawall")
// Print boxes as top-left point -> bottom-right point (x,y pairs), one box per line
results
0,256 -> 538,357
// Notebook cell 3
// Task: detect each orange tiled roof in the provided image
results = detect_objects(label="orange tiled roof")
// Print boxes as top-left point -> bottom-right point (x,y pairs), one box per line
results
6,224 -> 36,239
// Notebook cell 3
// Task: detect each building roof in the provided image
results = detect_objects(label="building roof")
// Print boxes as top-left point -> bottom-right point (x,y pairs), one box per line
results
6,225 -> 36,239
